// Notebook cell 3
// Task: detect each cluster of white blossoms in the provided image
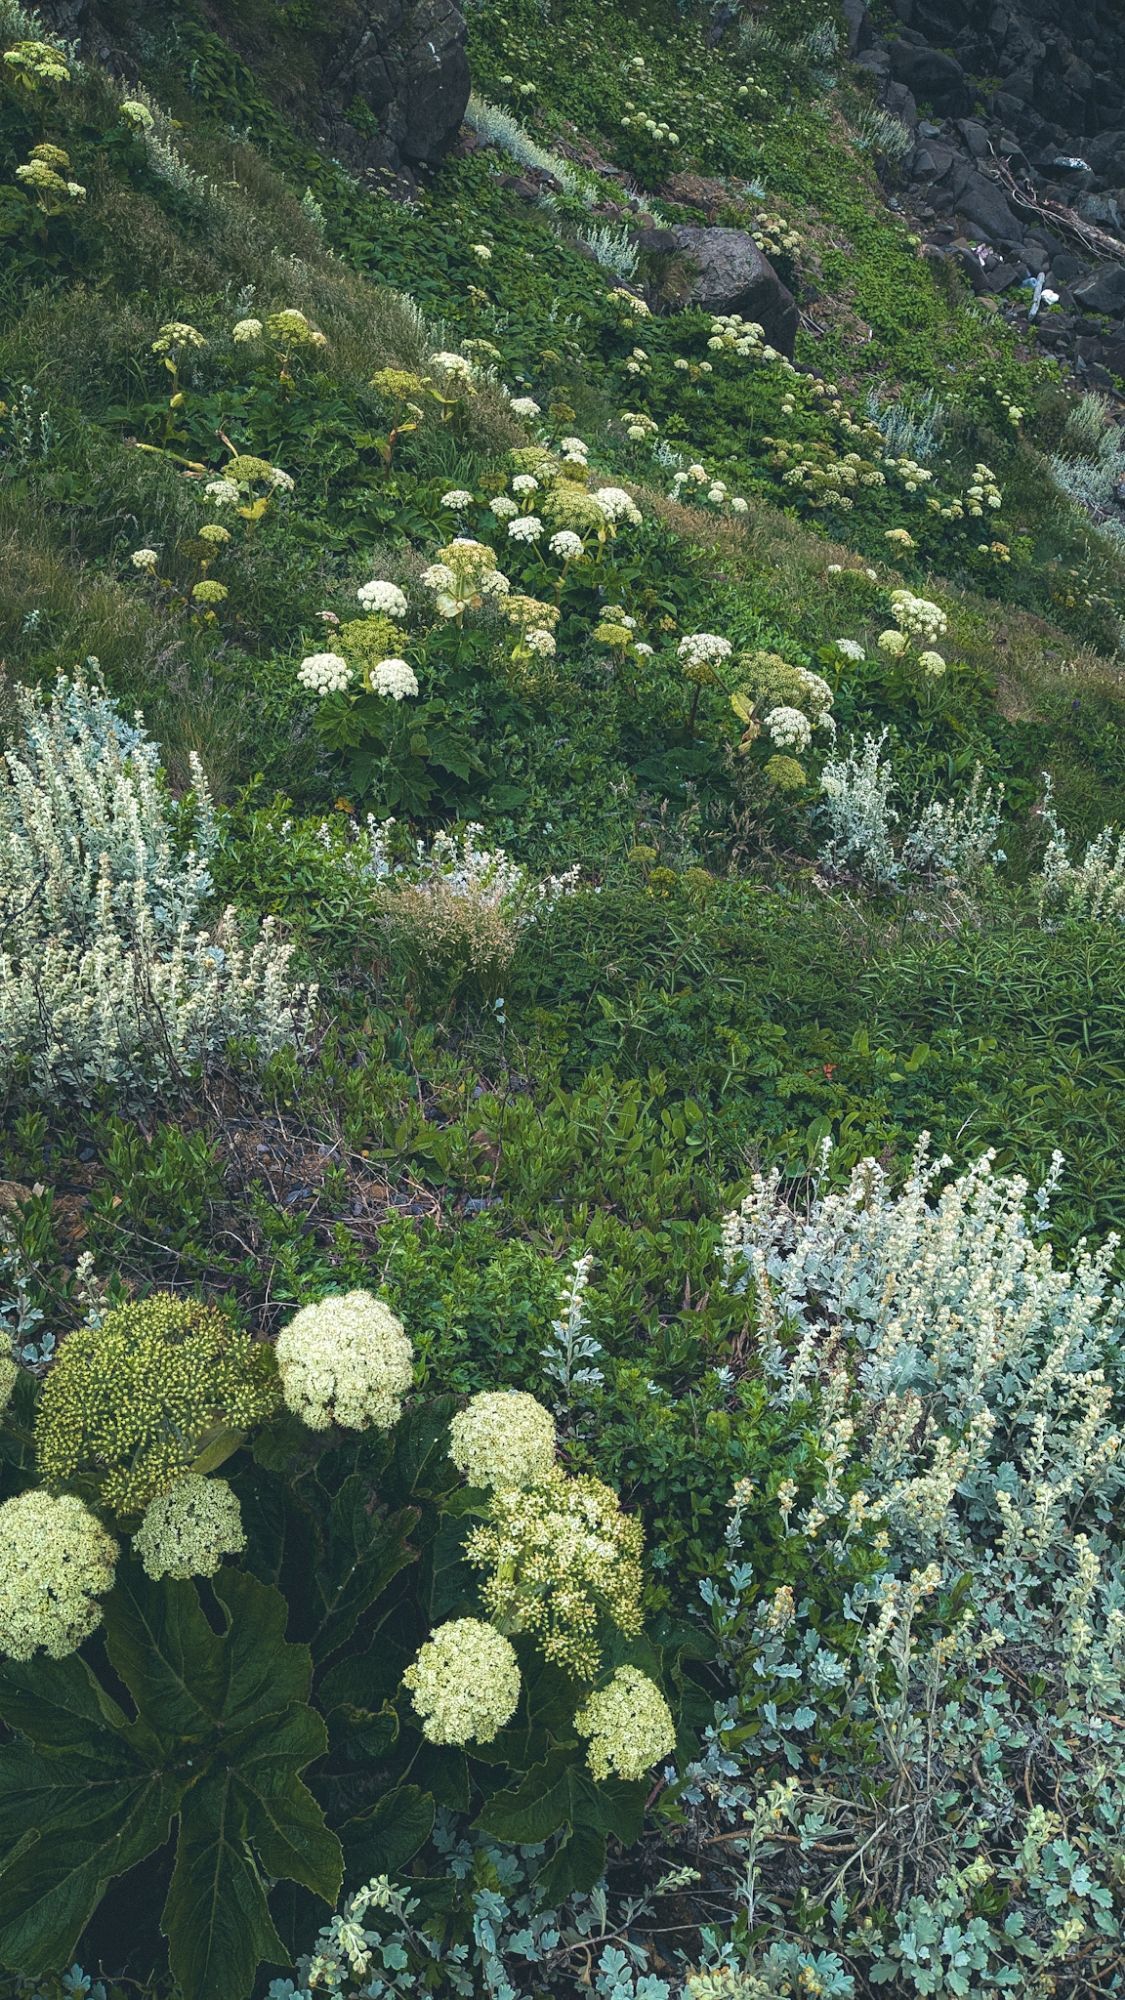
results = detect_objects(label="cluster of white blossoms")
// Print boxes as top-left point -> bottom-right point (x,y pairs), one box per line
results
507,514 -> 542,542
449,1390 -> 556,1490
370,659 -> 419,700
440,490 -> 475,510
560,436 -> 590,465
836,638 -> 866,662
276,1290 -> 413,1432
594,486 -> 642,526
133,1474 -> 246,1581
491,496 -> 518,520
232,317 -> 263,343
678,633 -> 733,674
403,1617 -> 521,1746
298,651 -> 352,696
889,589 -> 947,644
765,705 -> 814,751
706,312 -> 786,369
509,396 -> 541,419
356,579 -> 408,619
131,547 -> 159,572
574,1666 -> 676,1781
549,529 -> 584,560
964,462 -> 1003,515
429,350 -> 475,383
0,1490 -> 118,1661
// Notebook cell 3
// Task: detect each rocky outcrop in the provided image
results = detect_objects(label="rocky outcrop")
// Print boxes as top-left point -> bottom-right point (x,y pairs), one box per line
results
35,0 -> 470,176
636,226 -> 799,355
844,0 -> 1125,388
321,0 -> 469,167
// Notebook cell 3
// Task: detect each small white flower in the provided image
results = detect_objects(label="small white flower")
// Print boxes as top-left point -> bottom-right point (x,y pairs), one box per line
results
490,496 -> 519,519
836,638 -> 866,662
131,548 -> 158,572
593,486 -> 642,526
525,627 -> 556,657
549,530 -> 584,560
511,474 -> 540,495
440,489 -> 475,510
507,514 -> 543,542
471,242 -> 492,262
509,396 -> 541,418
204,478 -> 239,507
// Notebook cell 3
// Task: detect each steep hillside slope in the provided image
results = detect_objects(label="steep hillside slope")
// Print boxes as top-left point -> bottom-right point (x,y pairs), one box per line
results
2,1 -> 1125,1996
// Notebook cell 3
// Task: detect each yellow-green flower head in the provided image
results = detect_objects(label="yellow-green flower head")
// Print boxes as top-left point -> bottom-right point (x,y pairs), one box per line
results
276,1290 -> 413,1432
120,99 -> 154,129
574,1666 -> 675,1781
764,753 -> 807,793
3,40 -> 70,86
29,141 -> 71,171
191,579 -> 228,605
371,367 -> 427,401
151,321 -> 207,356
0,1354 -> 17,1412
402,1618 -> 521,1746
133,1474 -> 246,1581
877,628 -> 909,658
35,1294 -> 279,1517
504,594 -> 559,631
449,1391 -> 556,1490
542,486 -> 610,536
508,446 -> 560,482
232,317 -> 263,343
15,159 -> 68,194
0,1491 -> 117,1661
224,453 -> 293,491
465,1467 -> 644,1680
198,522 -> 230,545
264,307 -> 327,350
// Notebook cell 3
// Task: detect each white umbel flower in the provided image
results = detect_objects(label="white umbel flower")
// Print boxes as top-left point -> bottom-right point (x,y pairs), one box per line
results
593,486 -> 642,525
298,651 -> 352,696
403,1618 -> 521,1745
507,514 -> 543,542
232,317 -> 263,342
133,1475 -> 246,1580
575,1667 -> 675,1781
509,396 -> 541,418
765,705 -> 813,751
449,1390 -> 556,1490
836,638 -> 866,662
0,1491 -> 118,1661
549,530 -> 584,560
440,490 -> 475,509
276,1290 -> 413,1432
677,633 -> 733,671
370,658 -> 419,700
357,580 -> 408,618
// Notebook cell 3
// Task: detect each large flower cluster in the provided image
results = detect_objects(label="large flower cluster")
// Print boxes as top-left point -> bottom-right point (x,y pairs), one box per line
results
575,1667 -> 676,1781
298,651 -> 352,696
35,1294 -> 279,1515
402,1618 -> 521,1746
0,1491 -> 117,1661
465,1467 -> 644,1678
449,1391 -> 556,1490
133,1474 -> 246,1580
421,539 -> 510,619
356,580 -> 408,619
276,1290 -> 413,1432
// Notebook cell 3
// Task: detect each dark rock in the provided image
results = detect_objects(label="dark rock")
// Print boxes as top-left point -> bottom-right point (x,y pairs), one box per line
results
957,118 -> 992,159
887,40 -> 970,116
1073,265 -> 1125,316
663,227 -> 799,353
885,81 -> 918,129
954,168 -> 1022,242
325,0 -> 469,164
842,0 -> 873,56
1051,251 -> 1091,284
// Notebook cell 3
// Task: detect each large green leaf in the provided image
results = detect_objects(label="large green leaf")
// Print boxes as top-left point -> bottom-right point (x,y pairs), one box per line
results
311,1482 -> 418,1661
225,1706 -> 342,1900
339,1784 -> 434,1886
163,1769 -> 290,2000
474,1755 -> 573,1845
0,1744 -> 179,1975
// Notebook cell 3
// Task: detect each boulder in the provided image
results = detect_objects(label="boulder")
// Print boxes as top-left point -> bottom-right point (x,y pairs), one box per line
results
1073,265 -> 1125,317
662,227 -> 799,354
887,40 -> 971,116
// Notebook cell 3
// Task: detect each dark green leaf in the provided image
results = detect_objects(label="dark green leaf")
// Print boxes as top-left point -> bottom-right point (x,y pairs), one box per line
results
162,1770 -> 288,2000
340,1784 -> 434,1885
535,1824 -> 606,1904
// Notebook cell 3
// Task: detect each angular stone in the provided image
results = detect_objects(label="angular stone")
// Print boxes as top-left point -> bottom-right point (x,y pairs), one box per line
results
662,228 -> 799,354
